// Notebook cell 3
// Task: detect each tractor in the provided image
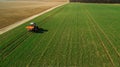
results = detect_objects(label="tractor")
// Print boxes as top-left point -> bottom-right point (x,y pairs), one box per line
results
26,22 -> 39,32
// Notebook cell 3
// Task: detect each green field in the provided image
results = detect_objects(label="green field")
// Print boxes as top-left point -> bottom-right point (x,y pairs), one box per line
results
0,3 -> 120,67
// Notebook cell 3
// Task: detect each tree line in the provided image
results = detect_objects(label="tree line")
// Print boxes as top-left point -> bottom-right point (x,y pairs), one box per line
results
70,0 -> 120,3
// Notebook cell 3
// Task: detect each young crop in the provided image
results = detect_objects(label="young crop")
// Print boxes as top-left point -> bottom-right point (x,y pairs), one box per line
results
0,3 -> 120,67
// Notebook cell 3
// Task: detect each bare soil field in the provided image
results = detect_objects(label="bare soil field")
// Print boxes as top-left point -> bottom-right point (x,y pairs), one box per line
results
0,1 -> 66,28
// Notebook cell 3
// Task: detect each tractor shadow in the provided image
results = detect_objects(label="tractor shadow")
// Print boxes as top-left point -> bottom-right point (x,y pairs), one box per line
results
34,28 -> 48,33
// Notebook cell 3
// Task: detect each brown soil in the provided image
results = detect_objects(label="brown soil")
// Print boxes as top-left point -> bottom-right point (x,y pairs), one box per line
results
0,1 -> 66,29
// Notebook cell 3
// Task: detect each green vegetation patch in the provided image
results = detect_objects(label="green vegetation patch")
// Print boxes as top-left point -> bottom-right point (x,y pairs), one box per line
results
0,3 -> 120,67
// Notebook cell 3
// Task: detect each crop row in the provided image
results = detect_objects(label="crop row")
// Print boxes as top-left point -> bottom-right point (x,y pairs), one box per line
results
0,3 -> 120,67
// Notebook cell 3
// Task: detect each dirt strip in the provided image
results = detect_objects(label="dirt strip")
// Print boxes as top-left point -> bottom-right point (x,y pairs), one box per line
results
0,2 -> 68,35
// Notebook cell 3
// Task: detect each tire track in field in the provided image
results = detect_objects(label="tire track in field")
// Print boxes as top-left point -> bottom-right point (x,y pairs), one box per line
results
0,31 -> 34,61
0,32 -> 30,56
0,5 -> 65,60
41,14 -> 68,66
85,13 -> 111,66
37,22 -> 61,63
86,18 -> 99,56
26,34 -> 47,67
36,6 -> 67,65
28,7 -> 68,66
26,6 -> 67,67
26,27 -> 57,66
0,27 -> 25,42
0,5 -> 66,63
86,9 -> 120,58
63,9 -> 74,66
0,5 -> 65,42
82,6 -> 115,67
84,7 -> 120,65
36,4 -> 71,65
50,17 -> 68,66
0,4 -> 66,42
49,12 -> 70,66
87,10 -> 120,67
0,3 -> 68,35
0,31 -> 27,53
0,5 -> 65,50
87,14 -> 115,67
84,12 -> 102,63
0,32 -> 35,62
37,10 -> 67,64
1,32 -> 33,61
25,30 -> 53,67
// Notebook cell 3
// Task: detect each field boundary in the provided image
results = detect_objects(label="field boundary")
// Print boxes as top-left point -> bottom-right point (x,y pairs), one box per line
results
0,2 -> 68,35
